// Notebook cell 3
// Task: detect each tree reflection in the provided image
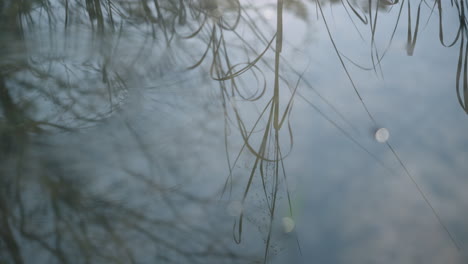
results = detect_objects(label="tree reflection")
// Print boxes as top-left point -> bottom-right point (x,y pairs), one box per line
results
0,0 -> 467,264
0,1 -> 264,263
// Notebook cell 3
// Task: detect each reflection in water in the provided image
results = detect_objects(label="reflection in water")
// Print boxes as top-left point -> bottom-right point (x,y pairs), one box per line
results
1,0 -> 468,263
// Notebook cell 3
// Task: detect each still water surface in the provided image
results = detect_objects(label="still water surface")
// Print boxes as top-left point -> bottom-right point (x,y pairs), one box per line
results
1,0 -> 468,263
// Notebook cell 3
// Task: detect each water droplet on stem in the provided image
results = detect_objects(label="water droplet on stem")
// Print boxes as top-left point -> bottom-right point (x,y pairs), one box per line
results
375,128 -> 389,143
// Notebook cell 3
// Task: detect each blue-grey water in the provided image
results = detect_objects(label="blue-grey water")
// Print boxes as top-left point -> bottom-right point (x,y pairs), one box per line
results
1,0 -> 467,263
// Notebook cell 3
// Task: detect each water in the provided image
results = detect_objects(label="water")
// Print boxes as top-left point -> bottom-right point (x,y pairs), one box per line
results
1,0 -> 468,263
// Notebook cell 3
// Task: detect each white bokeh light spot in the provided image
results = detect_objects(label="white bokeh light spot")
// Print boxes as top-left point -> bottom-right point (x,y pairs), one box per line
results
375,128 -> 390,143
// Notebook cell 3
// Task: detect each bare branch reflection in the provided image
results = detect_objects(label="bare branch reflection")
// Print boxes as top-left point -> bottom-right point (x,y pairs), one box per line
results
1,0 -> 467,264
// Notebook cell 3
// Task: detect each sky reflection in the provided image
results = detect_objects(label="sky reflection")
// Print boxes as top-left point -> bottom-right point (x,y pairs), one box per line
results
1,0 -> 467,263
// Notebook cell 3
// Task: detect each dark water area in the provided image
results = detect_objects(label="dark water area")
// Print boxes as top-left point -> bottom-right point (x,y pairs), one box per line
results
1,0 -> 468,263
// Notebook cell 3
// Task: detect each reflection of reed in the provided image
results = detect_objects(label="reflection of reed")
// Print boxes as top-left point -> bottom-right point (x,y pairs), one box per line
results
1,0 -> 467,263
437,0 -> 468,114
1,0 -> 299,262
318,0 -> 462,252
349,0 -> 467,113
181,1 -> 299,262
